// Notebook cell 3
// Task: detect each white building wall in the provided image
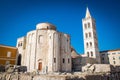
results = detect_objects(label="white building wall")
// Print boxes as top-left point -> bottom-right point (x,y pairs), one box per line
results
100,50 -> 120,66
60,33 -> 71,72
108,50 -> 120,65
47,30 -> 54,72
36,30 -> 48,73
16,37 -> 26,65
25,30 -> 36,72
16,22 -> 72,73
53,32 -> 60,72
82,8 -> 101,63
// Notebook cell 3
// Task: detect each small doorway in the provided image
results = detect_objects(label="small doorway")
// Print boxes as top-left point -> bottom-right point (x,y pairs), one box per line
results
17,54 -> 22,65
38,62 -> 42,71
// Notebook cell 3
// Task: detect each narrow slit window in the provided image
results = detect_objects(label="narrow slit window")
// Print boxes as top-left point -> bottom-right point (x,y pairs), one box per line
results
63,58 -> 65,63
54,58 -> 56,63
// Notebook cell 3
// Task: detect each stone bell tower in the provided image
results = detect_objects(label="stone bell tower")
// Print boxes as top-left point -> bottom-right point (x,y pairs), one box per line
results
82,7 -> 101,63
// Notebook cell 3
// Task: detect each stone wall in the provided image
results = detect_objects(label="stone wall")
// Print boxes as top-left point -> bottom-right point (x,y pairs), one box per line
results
72,57 -> 81,71
0,72 -> 120,80
82,64 -> 113,73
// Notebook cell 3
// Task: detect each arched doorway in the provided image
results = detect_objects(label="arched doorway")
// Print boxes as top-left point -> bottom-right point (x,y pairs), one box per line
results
38,62 -> 42,71
17,54 -> 22,65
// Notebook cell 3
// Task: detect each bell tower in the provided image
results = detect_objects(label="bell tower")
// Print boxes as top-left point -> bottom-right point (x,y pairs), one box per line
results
82,7 -> 101,63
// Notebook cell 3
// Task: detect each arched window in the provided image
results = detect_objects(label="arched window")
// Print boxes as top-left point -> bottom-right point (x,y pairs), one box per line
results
54,58 -> 56,63
84,24 -> 87,29
85,33 -> 88,38
21,42 -> 22,46
17,54 -> 22,65
47,26 -> 48,29
91,51 -> 93,56
90,42 -> 92,47
86,42 -> 89,48
89,32 -> 91,37
38,35 -> 43,44
88,22 -> 90,28
113,57 -> 115,60
87,52 -> 89,57
113,61 -> 116,64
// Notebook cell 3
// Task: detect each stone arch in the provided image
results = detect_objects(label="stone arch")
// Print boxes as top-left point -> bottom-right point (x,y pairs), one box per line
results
17,54 -> 22,65
89,32 -> 91,37
86,42 -> 89,48
85,33 -> 88,38
88,22 -> 90,28
90,42 -> 92,47
38,59 -> 42,71
87,52 -> 89,57
91,51 -> 93,56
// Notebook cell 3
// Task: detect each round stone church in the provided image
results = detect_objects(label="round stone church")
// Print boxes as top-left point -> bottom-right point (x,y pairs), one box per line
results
16,23 -> 72,73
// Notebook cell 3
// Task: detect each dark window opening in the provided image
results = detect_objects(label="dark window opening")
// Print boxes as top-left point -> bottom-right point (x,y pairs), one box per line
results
113,61 -> 116,64
102,54 -> 105,56
113,57 -> 115,60
85,33 -> 88,38
102,58 -> 104,60
63,58 -> 65,63
54,58 -> 56,63
47,26 -> 48,29
87,52 -> 89,57
90,42 -> 92,47
88,23 -> 90,28
21,43 -> 22,46
67,39 -> 69,42
84,24 -> 87,29
89,32 -> 91,37
91,51 -> 93,56
112,53 -> 116,55
86,42 -> 89,48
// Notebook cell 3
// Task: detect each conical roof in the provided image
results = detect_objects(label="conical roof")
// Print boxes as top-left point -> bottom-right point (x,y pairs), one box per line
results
85,7 -> 91,18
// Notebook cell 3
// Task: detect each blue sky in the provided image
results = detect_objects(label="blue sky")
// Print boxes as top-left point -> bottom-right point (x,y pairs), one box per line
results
0,0 -> 120,54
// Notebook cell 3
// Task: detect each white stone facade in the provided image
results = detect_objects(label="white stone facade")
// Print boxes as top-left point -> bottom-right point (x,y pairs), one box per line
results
100,49 -> 120,66
17,23 -> 71,73
16,37 -> 26,65
82,7 -> 101,63
82,7 -> 120,66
